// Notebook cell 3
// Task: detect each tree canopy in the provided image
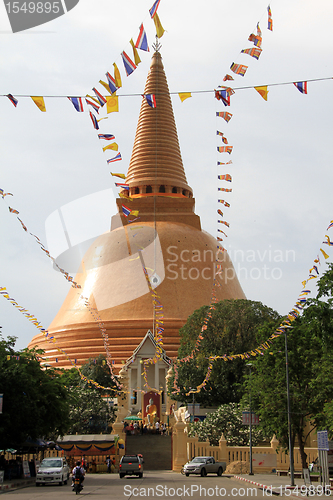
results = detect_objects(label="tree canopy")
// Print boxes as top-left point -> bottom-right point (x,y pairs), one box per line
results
188,402 -> 270,446
247,263 -> 333,468
168,299 -> 281,406
0,335 -> 69,450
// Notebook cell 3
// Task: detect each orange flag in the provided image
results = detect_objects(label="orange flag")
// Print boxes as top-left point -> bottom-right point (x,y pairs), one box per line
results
255,86 -> 268,101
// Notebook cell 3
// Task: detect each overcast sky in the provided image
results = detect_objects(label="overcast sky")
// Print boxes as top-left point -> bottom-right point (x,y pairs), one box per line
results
0,0 -> 332,351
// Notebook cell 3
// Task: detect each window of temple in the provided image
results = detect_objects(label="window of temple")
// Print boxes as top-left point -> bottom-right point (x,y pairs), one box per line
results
134,187 -> 139,194
146,185 -> 152,193
182,189 -> 187,196
172,187 -> 178,194
132,390 -> 137,405
159,185 -> 166,193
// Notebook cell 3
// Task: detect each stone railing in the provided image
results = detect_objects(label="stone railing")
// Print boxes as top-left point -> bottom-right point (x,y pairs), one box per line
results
172,420 -> 318,472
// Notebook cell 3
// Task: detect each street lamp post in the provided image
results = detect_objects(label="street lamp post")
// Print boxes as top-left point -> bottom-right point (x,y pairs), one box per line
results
246,363 -> 254,475
284,330 -> 295,486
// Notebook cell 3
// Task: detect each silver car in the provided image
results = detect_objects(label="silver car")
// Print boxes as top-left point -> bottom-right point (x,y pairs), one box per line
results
36,457 -> 70,486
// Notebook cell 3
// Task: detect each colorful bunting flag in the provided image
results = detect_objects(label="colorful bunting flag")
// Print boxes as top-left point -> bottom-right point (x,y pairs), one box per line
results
218,188 -> 232,192
89,111 -> 99,130
215,90 -> 231,106
116,183 -> 130,190
6,94 -> 18,107
248,23 -> 262,47
107,154 -> 122,164
294,82 -> 307,94
99,79 -> 114,95
218,174 -> 232,181
218,220 -> 230,227
323,235 -> 333,246
8,207 -> 19,214
67,97 -> 84,112
255,86 -> 269,101
106,95 -> 119,114
31,96 -> 46,112
267,5 -> 273,31
144,94 -> 156,108
217,209 -> 223,217
230,62 -> 248,76
113,63 -> 122,89
223,74 -> 234,81
241,47 -> 262,60
217,131 -> 228,144
153,13 -> 165,38
122,205 -> 131,217
103,143 -> 118,152
327,221 -> 333,230
98,134 -> 115,141
110,172 -> 125,179
217,146 -> 233,154
92,87 -> 107,106
216,111 -> 233,122
85,97 -> 100,113
149,0 -> 160,18
136,23 -> 149,52
178,92 -> 192,102
217,160 -> 232,165
129,38 -> 141,66
121,51 -> 137,76
104,74 -> 117,96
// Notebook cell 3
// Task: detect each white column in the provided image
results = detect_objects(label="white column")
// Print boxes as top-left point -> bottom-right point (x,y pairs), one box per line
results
137,358 -> 141,394
155,360 -> 159,392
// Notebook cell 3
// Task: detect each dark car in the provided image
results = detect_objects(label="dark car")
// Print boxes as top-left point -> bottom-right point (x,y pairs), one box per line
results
119,455 -> 143,478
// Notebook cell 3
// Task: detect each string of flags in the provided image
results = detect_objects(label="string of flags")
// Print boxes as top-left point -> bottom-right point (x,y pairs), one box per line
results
171,220 -> 332,395
0,189 -> 125,391
214,5 -> 274,245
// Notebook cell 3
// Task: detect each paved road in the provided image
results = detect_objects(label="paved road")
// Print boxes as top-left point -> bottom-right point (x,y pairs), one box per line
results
3,471 -> 330,499
1,472 -> 270,499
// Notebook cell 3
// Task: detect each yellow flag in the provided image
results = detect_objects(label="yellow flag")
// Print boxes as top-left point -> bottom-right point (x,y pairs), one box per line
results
119,192 -> 133,202
254,86 -> 268,101
31,96 -> 46,112
111,173 -> 126,179
320,248 -> 329,259
178,92 -> 192,102
86,94 -> 100,105
129,38 -> 141,66
153,13 -> 165,38
103,143 -> 118,152
106,95 -> 119,114
99,80 -> 113,95
130,210 -> 139,217
113,63 -> 122,88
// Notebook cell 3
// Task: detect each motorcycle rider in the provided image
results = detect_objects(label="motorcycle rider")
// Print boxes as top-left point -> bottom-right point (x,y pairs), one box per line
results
71,460 -> 85,490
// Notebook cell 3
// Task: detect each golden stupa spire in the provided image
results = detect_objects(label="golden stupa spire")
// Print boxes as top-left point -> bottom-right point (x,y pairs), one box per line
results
126,49 -> 193,198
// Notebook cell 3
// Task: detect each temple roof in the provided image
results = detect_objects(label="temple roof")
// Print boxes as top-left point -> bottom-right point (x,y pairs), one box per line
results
126,50 -> 193,197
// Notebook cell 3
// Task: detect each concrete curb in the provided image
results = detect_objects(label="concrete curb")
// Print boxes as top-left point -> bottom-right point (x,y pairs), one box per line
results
0,478 -> 35,492
233,475 -> 280,493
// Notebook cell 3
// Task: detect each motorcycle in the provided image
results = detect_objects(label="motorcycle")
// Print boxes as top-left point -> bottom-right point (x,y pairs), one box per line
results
73,477 -> 82,495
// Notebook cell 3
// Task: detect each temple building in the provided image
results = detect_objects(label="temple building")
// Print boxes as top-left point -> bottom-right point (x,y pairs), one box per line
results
28,47 -> 245,419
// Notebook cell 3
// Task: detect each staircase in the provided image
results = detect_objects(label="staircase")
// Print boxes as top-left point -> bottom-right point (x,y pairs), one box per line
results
125,434 -> 172,470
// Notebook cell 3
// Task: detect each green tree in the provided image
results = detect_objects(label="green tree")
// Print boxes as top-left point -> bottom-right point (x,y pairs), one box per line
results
58,356 -> 117,434
248,263 -> 333,469
168,299 -> 281,406
188,403 -> 270,446
0,335 -> 69,450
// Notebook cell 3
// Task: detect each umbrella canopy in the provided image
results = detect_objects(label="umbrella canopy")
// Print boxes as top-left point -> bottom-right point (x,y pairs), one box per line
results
124,416 -> 142,421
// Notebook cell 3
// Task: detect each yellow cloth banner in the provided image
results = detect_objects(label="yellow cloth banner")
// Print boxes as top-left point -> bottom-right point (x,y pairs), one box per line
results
31,96 -> 46,112
178,92 -> 192,102
153,13 -> 165,38
254,86 -> 268,101
113,63 -> 122,89
111,173 -> 126,179
103,143 -> 118,152
106,95 -> 119,114
130,210 -> 139,217
130,38 -> 141,66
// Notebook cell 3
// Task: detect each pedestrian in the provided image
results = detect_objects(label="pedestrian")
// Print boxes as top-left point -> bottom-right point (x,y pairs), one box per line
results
106,456 -> 111,473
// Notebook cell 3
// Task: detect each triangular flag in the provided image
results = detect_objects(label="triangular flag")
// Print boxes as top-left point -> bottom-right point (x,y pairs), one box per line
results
135,23 -> 149,52
320,248 -> 329,259
254,86 -> 269,101
178,92 -> 192,102
153,13 -> 165,38
121,50 -> 137,76
106,95 -> 119,114
110,172 -> 126,179
113,63 -> 122,89
31,96 -> 46,112
129,38 -> 141,66
6,94 -> 18,107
